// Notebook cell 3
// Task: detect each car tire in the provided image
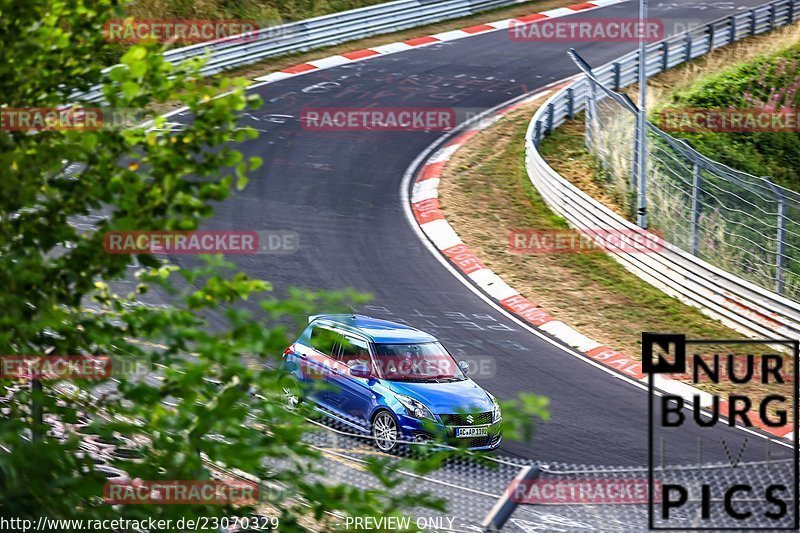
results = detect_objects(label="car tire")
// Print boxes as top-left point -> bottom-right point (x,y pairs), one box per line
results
280,375 -> 303,411
371,411 -> 399,453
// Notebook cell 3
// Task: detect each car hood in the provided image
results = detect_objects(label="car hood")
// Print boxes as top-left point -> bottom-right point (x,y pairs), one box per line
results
387,379 -> 493,414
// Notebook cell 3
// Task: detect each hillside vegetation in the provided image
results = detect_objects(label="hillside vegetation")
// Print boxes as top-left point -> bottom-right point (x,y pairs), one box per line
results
657,44 -> 800,191
126,0 -> 389,25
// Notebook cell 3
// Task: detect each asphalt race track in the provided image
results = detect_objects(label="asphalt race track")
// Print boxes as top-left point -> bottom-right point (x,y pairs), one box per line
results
167,0 -> 792,466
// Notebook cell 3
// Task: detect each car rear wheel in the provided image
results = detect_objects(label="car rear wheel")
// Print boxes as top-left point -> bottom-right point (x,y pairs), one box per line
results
371,411 -> 398,453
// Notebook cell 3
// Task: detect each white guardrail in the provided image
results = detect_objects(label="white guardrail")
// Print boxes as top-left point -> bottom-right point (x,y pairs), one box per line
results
525,0 -> 800,341
80,0 -> 528,101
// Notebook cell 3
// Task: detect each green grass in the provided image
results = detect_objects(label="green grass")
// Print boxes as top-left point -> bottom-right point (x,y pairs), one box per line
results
456,111 -> 738,340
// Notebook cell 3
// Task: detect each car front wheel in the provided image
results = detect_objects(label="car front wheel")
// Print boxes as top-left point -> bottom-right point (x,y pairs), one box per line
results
371,411 -> 398,453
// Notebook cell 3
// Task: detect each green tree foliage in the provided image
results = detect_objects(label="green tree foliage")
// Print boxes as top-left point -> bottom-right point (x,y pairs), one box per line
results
0,0 -> 549,527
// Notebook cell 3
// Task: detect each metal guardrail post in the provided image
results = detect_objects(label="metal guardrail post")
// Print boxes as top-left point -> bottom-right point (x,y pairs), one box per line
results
567,88 -> 575,120
751,10 -> 758,35
790,0 -> 796,23
481,465 -> 541,532
730,16 -> 737,44
547,103 -> 555,134
769,3 -> 776,29
613,63 -> 621,90
535,120 -> 542,148
662,42 -> 669,71
685,32 -> 693,61
691,162 -> 702,256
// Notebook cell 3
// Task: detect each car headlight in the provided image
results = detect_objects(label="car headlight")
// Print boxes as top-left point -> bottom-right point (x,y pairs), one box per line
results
490,394 -> 502,423
396,394 -> 435,421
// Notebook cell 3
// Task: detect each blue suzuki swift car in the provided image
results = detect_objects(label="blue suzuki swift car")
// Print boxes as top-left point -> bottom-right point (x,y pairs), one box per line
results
281,314 -> 502,452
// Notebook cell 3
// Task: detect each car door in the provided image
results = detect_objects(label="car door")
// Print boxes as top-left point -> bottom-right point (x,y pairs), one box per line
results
295,324 -> 340,409
326,333 -> 375,429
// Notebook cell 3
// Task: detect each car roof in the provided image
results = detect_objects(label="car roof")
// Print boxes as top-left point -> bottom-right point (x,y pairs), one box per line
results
309,314 -> 437,343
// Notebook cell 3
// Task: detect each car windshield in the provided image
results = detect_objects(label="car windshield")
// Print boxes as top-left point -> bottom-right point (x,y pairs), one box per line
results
373,342 -> 465,382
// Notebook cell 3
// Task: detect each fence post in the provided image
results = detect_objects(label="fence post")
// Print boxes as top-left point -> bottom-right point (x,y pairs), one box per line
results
776,188 -> 787,294
547,103 -> 555,134
729,15 -> 737,44
631,116 -> 640,193
482,465 -> 541,532
585,76 -> 599,152
535,120 -> 542,148
691,162 -> 702,256
751,10 -> 758,35
614,62 -> 621,90
769,3 -> 776,29
790,0 -> 796,23
662,42 -> 669,72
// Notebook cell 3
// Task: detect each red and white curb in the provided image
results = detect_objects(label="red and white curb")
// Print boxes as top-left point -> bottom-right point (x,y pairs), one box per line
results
252,0 -> 627,84
408,93 -> 795,443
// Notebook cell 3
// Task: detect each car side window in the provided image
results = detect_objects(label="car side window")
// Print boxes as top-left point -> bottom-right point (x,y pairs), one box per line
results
309,326 -> 339,357
336,335 -> 372,371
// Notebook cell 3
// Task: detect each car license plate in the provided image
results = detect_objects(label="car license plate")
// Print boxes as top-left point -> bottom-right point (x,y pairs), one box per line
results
455,426 -> 488,438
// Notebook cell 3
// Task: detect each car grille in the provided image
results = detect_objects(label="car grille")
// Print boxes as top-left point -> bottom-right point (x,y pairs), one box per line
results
439,412 -> 492,426
460,436 -> 491,448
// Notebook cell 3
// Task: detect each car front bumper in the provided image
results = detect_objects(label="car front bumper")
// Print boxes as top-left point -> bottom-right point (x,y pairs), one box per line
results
396,413 -> 502,451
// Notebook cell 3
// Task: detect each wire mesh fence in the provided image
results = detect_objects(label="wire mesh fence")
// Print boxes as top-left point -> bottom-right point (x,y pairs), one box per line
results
6,375 -> 799,530
585,74 -> 800,301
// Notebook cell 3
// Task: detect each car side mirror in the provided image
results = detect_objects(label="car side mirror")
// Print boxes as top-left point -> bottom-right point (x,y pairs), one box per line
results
350,364 -> 372,379
458,360 -> 470,375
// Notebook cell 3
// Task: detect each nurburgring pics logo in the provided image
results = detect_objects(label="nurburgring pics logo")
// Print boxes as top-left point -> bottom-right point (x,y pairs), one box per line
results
301,108 -> 457,131
644,333 -> 799,530
103,230 -> 299,255
104,19 -> 260,44
509,229 -> 664,254
661,108 -> 800,132
509,18 -> 664,42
